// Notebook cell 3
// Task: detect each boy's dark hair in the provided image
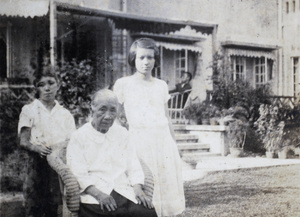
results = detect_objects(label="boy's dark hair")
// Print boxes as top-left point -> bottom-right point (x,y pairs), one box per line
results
128,38 -> 160,68
33,66 -> 59,88
33,66 -> 59,98
181,71 -> 193,82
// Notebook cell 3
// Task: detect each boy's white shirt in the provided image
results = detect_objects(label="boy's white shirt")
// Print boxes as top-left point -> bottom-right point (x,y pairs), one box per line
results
18,99 -> 76,147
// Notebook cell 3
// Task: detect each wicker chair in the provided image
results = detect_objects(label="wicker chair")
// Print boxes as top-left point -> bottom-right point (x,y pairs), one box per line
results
47,147 -> 154,217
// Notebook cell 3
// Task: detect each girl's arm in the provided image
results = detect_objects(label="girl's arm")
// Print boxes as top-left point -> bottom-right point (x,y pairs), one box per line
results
19,127 -> 52,157
164,103 -> 176,141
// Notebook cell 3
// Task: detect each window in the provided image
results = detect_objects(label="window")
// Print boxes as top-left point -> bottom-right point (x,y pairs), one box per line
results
286,1 -> 289,13
255,57 -> 266,87
293,57 -> 299,98
293,0 -> 296,12
231,56 -> 246,81
0,24 -> 11,81
112,29 -> 128,77
175,49 -> 187,83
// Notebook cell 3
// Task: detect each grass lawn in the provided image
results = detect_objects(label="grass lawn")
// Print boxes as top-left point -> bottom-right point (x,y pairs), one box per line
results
180,164 -> 300,217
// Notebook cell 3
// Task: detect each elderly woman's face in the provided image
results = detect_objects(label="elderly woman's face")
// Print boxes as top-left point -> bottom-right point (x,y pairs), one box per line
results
91,97 -> 118,133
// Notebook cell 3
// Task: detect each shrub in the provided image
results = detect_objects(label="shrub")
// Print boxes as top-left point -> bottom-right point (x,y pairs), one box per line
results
183,103 -> 202,121
210,52 -> 272,123
0,87 -> 34,159
254,104 -> 285,152
57,59 -> 97,126
227,119 -> 248,148
0,88 -> 32,192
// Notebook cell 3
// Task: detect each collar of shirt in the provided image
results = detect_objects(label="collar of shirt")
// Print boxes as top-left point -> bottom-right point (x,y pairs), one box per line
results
85,121 -> 118,144
34,99 -> 63,115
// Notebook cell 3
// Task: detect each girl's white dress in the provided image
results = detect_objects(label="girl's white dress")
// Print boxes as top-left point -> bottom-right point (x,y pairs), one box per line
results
114,76 -> 185,217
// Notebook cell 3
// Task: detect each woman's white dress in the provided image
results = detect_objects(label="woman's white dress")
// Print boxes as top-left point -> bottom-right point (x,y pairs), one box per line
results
114,76 -> 185,217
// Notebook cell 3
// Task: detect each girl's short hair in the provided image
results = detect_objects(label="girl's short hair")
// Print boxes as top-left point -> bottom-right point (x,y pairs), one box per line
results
128,38 -> 160,68
33,66 -> 59,88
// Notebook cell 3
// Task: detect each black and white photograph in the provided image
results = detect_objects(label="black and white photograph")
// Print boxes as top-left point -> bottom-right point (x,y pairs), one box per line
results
0,0 -> 300,216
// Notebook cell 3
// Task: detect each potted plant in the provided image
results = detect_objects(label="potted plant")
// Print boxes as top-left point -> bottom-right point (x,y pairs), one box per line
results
276,138 -> 292,160
209,105 -> 221,125
183,102 -> 222,125
182,103 -> 202,125
226,117 -> 248,157
254,104 -> 285,158
198,102 -> 221,125
200,105 -> 211,125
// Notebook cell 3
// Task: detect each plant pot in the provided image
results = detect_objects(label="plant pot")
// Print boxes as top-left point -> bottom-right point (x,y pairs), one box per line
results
266,151 -> 276,159
201,118 -> 210,125
230,147 -> 243,158
278,150 -> 288,159
210,118 -> 219,125
188,119 -> 198,125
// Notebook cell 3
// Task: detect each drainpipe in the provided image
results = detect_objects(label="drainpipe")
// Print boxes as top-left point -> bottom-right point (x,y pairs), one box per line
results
277,0 -> 283,95
121,0 -> 127,12
50,0 -> 57,67
212,24 -> 218,55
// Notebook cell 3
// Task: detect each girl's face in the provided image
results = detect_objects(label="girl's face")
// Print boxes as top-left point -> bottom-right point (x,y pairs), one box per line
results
135,47 -> 155,76
36,76 -> 59,103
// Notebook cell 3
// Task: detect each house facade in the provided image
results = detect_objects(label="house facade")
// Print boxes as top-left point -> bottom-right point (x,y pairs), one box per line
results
0,0 -> 298,102
281,0 -> 300,101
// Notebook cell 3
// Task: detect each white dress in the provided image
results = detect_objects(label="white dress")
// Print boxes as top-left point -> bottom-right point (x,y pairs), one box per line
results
114,76 -> 185,217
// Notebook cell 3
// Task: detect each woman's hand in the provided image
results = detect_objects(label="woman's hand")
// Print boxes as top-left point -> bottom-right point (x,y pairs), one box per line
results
133,184 -> 154,209
95,191 -> 117,212
85,186 -> 117,212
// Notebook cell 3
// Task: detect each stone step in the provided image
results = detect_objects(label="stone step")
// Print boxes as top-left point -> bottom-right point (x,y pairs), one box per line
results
181,152 -> 222,166
175,134 -> 198,142
173,125 -> 189,134
173,124 -> 187,130
171,120 -> 186,125
177,143 -> 210,151
0,193 -> 24,217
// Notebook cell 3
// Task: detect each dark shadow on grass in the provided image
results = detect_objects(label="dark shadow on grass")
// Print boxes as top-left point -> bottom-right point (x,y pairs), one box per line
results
184,182 -> 294,207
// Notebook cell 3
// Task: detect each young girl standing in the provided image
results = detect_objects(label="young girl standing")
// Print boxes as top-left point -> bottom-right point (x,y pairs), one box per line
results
114,38 -> 185,217
18,67 -> 76,217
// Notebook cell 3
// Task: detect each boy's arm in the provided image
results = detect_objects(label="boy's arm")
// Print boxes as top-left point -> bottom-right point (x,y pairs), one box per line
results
19,127 -> 52,156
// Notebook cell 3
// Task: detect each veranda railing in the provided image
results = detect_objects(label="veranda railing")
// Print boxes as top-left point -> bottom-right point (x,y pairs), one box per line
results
0,84 -> 35,103
168,89 -> 192,124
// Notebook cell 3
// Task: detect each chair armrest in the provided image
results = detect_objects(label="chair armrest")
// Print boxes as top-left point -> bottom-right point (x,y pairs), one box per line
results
139,159 -> 154,200
47,149 -> 80,216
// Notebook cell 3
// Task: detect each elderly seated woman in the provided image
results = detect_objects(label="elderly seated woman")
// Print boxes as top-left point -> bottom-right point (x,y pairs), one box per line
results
66,89 -> 157,217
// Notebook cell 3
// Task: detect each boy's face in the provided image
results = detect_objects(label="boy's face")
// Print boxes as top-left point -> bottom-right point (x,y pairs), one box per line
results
36,76 -> 59,103
181,73 -> 190,83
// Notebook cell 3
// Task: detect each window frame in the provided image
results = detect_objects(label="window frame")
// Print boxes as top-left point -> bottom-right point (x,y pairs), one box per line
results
254,57 -> 268,88
0,22 -> 12,81
230,56 -> 247,81
292,56 -> 300,98
174,49 -> 188,83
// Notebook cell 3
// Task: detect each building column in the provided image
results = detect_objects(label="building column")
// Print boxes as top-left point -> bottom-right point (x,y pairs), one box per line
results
50,0 -> 57,67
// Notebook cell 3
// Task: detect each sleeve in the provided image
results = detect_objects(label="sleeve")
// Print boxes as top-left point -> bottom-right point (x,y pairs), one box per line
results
125,134 -> 145,186
67,135 -> 103,193
113,79 -> 124,104
65,111 -> 76,139
18,105 -> 33,135
163,81 -> 171,104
